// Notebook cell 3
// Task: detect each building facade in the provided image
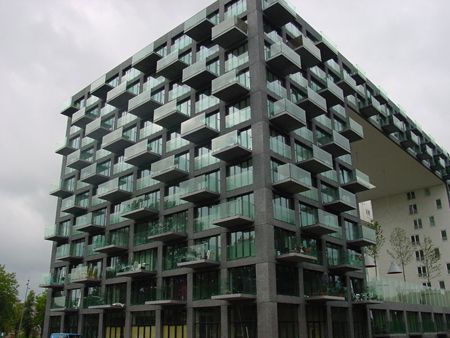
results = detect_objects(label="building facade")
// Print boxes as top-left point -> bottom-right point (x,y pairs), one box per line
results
43,0 -> 450,337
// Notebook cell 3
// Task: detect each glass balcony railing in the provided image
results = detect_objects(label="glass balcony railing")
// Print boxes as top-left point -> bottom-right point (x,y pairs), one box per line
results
327,250 -> 363,270
180,175 -> 220,199
97,177 -> 133,199
304,279 -> 346,300
139,122 -> 163,140
211,69 -> 250,101
93,232 -> 128,252
194,213 -> 219,232
68,265 -> 101,283
166,136 -> 190,152
136,175 -> 159,190
146,285 -> 187,303
83,292 -> 125,308
183,243 -> 220,263
120,195 -> 159,215
215,199 -> 254,226
148,220 -> 187,238
226,171 -> 253,191
61,195 -> 89,213
56,244 -> 84,260
151,155 -> 189,182
273,163 -> 311,189
273,204 -> 295,225
270,137 -> 292,159
227,239 -> 256,261
347,224 -> 376,244
276,236 -> 318,260
50,295 -> 80,310
194,152 -> 220,170
296,144 -> 333,172
211,16 -> 247,49
300,208 -> 340,233
213,277 -> 256,297
113,162 -> 134,175
212,130 -> 252,161
268,98 -> 306,132
40,273 -> 65,287
44,224 -> 70,240
180,112 -> 220,143
321,187 -> 357,210
109,212 -> 127,225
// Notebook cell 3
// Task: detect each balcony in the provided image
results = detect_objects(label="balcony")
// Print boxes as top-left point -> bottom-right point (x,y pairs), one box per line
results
68,265 -> 101,285
132,43 -> 162,74
211,16 -> 247,50
116,261 -> 157,278
60,99 -> 80,117
177,244 -> 220,269
276,237 -> 318,263
180,175 -> 220,203
124,139 -> 161,167
61,195 -> 88,215
340,117 -> 364,142
315,36 -> 338,61
56,244 -> 84,262
328,251 -> 363,273
359,97 -> 384,118
128,89 -> 162,118
301,209 -> 339,236
50,181 -> 74,199
85,293 -> 125,310
417,143 -> 433,161
347,224 -> 376,247
336,73 -> 357,96
319,130 -> 351,157
85,117 -> 113,140
151,155 -> 189,183
273,163 -> 311,194
44,225 -> 70,243
211,130 -> 252,162
148,221 -> 187,242
211,278 -> 256,301
80,163 -> 110,185
102,127 -> 136,153
50,295 -> 79,312
153,99 -> 191,129
120,195 -> 159,220
145,286 -> 187,306
156,50 -> 189,81
305,282 -> 346,303
211,69 -> 250,102
39,273 -> 65,289
296,144 -> 333,173
432,155 -> 446,171
182,58 -> 219,90
180,112 -> 219,144
290,35 -> 322,68
266,42 -> 302,76
297,88 -> 327,118
97,177 -> 133,202
319,79 -> 345,106
184,8 -> 215,41
106,81 -> 137,110
71,106 -> 99,128
90,74 -> 114,98
213,199 -> 254,229
400,130 -> 421,148
66,149 -> 93,170
73,213 -> 106,234
93,233 -> 128,255
269,98 -> 306,132
262,0 -> 296,26
381,115 -> 405,134
341,169 -> 374,193
55,140 -> 77,156
322,187 -> 356,213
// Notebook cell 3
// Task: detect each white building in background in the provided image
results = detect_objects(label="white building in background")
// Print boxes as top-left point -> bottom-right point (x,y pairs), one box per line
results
360,184 -> 450,289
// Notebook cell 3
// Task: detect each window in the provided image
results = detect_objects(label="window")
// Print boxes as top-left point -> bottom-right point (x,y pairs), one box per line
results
415,250 -> 424,261
439,281 -> 446,290
413,218 -> 422,229
442,230 -> 447,241
411,235 -> 420,245
429,216 -> 435,227
434,248 -> 441,259
447,263 -> 450,274
408,204 -> 418,215
436,199 -> 442,210
424,188 -> 431,196
407,191 -> 415,200
417,266 -> 427,277
422,282 -> 431,287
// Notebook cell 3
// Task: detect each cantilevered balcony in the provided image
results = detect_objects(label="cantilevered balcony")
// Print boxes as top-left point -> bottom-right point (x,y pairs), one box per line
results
381,115 -> 405,134
153,99 -> 191,129
127,89 -> 162,119
90,74 -> 114,98
180,175 -> 220,203
184,8 -> 215,41
132,43 -> 162,74
296,144 -> 333,173
273,163 -> 311,194
262,0 -> 296,26
400,130 -> 421,149
432,155 -> 446,171
44,224 -> 70,243
347,224 -> 376,247
93,233 -> 128,255
97,177 -> 133,202
61,195 -> 89,215
211,278 -> 256,301
124,139 -> 161,167
60,99 -> 80,117
147,221 -> 187,242
73,212 -> 106,234
68,265 -> 101,285
50,180 -> 74,198
336,72 -> 357,96
85,293 -> 125,310
301,209 -> 339,236
102,127 -> 136,153
213,199 -> 254,229
315,36 -> 338,62
340,117 -> 364,142
359,97 -> 385,118
177,244 -> 220,269
156,50 -> 189,81
276,236 -> 319,263
269,98 -> 306,132
55,139 -> 77,156
80,163 -> 110,185
266,42 -> 302,76
319,79 -> 345,106
66,149 -> 93,170
341,169 -> 374,193
211,69 -> 250,102
85,117 -> 113,140
180,112 -> 220,143
211,16 -> 247,50
56,244 -> 84,262
120,195 -> 159,220
182,59 -> 219,90
151,155 -> 189,183
305,281 -> 346,303
290,35 -> 322,68
39,273 -> 65,289
106,81 -> 137,110
50,295 -> 79,312
145,286 -> 187,306
328,251 -> 363,273
71,106 -> 100,128
417,144 -> 434,161
322,187 -> 356,213
116,261 -> 157,278
319,130 -> 351,157
211,130 -> 252,162
297,88 -> 327,118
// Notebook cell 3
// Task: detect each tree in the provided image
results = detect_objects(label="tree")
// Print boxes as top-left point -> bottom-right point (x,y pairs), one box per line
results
21,290 -> 36,338
0,265 -> 19,334
420,236 -> 441,285
34,292 -> 47,337
366,221 -> 385,278
387,227 -> 414,281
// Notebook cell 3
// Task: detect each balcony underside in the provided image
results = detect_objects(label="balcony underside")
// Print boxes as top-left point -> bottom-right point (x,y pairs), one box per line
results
72,115 -> 95,128
329,264 -> 361,273
213,216 -> 253,229
50,307 -> 79,313
145,300 -> 186,306
57,255 -> 83,263
128,98 -> 161,119
273,179 -> 310,194
181,190 -> 220,203
348,238 -> 376,247
185,19 -> 214,41
301,223 -> 337,237
154,111 -> 190,129
133,52 -> 161,74
75,223 -> 105,234
298,98 -> 326,119
81,173 -> 109,185
297,158 -> 332,174
148,231 -> 187,242
270,112 -> 305,133
125,151 -> 161,168
98,189 -> 132,203
263,1 -> 296,27
94,245 -> 127,255
56,144 -> 76,156
67,159 -> 92,171
323,200 -> 355,213
319,87 -> 344,106
91,82 -> 114,99
266,54 -> 301,76
341,180 -> 372,194
305,295 -> 345,303
183,69 -> 217,91
294,46 -> 321,68
88,304 -> 125,310
382,121 -> 402,134
70,278 -> 101,285
320,142 -> 350,157
116,270 -> 156,278
39,283 -> 64,289
121,207 -> 159,220
103,138 -> 135,153
212,145 -> 251,162
157,60 -> 188,81
151,169 -> 188,183
336,80 -> 355,96
276,252 -> 318,263
86,126 -> 111,140
181,126 -> 219,144
360,105 -> 379,118
45,234 -> 69,243
212,26 -> 247,50
341,128 -> 363,143
108,91 -> 136,110
177,259 -> 220,269
211,294 -> 256,301
212,83 -> 249,102
61,205 -> 87,216
315,41 -> 336,61
50,188 -> 73,199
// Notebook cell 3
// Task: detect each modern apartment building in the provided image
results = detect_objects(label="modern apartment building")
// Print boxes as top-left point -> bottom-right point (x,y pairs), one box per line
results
43,0 -> 450,337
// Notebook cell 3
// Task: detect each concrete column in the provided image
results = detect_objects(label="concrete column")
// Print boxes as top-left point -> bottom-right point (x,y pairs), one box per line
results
220,304 -> 228,338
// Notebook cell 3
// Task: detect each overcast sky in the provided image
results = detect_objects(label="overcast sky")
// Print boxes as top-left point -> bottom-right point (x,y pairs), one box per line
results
0,0 -> 449,298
